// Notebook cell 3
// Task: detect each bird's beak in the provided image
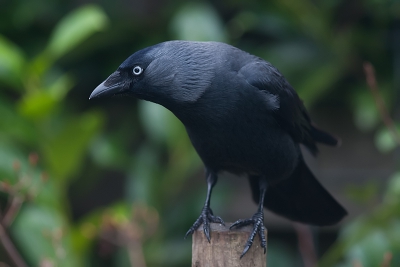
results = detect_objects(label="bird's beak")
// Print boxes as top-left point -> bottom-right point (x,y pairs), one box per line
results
89,71 -> 127,99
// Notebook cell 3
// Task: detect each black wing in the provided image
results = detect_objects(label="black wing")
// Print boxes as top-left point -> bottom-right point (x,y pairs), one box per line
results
238,60 -> 339,155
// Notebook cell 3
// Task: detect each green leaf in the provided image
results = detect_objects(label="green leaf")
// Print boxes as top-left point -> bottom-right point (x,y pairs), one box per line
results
346,230 -> 390,267
345,181 -> 379,204
71,202 -> 130,260
17,91 -> 60,120
89,134 -> 129,168
11,204 -> 81,267
375,126 -> 400,153
352,90 -> 380,132
170,3 -> 227,42
0,35 -> 25,88
384,172 -> 400,204
42,111 -> 104,182
126,145 -> 159,204
0,140 -> 26,180
47,74 -> 74,99
46,4 -> 108,59
297,61 -> 343,105
138,101 -> 178,144
0,139 -> 62,209
0,96 -> 37,144
17,74 -> 74,120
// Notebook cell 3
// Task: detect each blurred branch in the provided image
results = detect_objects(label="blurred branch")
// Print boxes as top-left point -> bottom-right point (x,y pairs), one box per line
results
350,251 -> 393,267
127,242 -> 146,267
2,196 -> 23,227
99,220 -> 147,267
0,158 -> 30,267
363,62 -> 400,145
43,228 -> 66,261
292,222 -> 317,267
380,252 -> 392,267
0,224 -> 27,267
0,194 -> 27,267
98,204 -> 159,267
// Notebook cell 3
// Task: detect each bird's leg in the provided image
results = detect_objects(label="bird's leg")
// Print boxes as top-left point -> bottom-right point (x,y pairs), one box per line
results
230,177 -> 267,258
185,169 -> 224,242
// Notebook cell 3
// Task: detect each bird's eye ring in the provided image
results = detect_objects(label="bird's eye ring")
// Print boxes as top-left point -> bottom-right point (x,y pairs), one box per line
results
132,66 -> 143,75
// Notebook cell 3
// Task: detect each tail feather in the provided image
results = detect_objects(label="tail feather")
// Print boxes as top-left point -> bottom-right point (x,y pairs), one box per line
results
311,124 -> 341,147
249,160 -> 347,226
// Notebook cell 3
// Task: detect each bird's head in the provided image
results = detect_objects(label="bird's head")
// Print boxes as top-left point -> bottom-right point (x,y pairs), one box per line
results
90,41 -> 216,109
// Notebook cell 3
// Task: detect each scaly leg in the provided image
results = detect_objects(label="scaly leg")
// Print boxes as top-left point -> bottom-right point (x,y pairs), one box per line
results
230,177 -> 267,258
185,169 -> 225,242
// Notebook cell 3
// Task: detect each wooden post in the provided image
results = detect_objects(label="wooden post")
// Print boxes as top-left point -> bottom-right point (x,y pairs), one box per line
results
192,223 -> 267,267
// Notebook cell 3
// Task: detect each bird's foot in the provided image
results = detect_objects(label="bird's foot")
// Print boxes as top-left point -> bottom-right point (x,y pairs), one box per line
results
185,206 -> 225,242
230,211 -> 267,258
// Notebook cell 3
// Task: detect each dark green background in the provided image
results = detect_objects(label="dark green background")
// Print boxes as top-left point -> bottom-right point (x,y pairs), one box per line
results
0,0 -> 399,266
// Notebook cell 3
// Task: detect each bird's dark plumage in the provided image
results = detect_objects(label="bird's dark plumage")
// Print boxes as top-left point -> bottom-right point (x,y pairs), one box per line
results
90,40 -> 347,257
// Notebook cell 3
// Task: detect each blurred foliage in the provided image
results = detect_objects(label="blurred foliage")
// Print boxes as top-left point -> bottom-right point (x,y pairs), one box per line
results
0,0 -> 399,266
0,5 -> 108,266
321,171 -> 400,267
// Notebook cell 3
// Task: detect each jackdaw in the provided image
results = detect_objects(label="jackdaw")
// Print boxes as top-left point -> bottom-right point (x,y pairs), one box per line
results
90,40 -> 347,258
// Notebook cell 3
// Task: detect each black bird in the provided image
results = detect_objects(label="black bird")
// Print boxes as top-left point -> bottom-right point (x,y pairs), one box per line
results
90,40 -> 347,257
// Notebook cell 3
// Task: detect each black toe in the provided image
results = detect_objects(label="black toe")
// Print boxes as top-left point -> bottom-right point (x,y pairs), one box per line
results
231,211 -> 267,258
185,206 -> 225,242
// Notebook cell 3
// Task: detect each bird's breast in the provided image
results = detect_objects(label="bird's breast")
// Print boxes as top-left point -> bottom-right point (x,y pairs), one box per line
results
185,113 -> 300,181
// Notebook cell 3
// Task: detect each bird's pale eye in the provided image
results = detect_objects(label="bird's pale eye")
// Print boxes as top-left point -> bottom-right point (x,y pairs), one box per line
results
132,66 -> 143,76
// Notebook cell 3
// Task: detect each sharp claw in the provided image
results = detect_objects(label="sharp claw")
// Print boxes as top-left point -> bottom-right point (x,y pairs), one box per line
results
203,221 -> 211,242
229,219 -> 242,229
185,216 -> 204,239
240,245 -> 250,259
232,211 -> 266,258
230,219 -> 253,229
209,214 -> 225,225
205,232 -> 211,242
215,216 -> 225,225
184,228 -> 193,239
186,207 -> 223,242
